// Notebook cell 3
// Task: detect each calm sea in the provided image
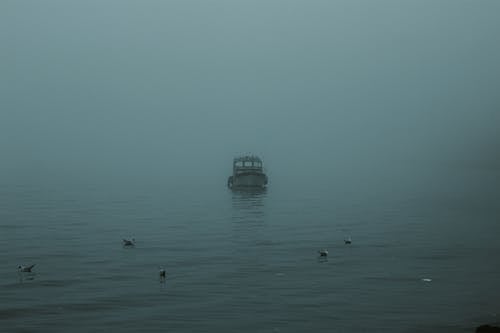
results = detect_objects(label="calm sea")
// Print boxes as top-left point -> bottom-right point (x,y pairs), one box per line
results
1,169 -> 499,332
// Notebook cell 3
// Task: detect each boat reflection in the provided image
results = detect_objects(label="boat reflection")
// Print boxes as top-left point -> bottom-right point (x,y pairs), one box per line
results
230,188 -> 267,247
230,188 -> 267,224
231,188 -> 266,209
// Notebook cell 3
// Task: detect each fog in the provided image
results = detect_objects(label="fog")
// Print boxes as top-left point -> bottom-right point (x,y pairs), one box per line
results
1,0 -> 499,191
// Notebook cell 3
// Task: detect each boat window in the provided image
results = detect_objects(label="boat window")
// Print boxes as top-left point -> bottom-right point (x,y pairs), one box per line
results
235,160 -> 263,168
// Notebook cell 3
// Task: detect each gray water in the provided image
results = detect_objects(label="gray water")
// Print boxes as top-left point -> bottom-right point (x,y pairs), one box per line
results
1,167 -> 499,333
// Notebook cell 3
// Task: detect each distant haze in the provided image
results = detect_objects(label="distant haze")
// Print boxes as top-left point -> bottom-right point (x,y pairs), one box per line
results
1,0 -> 499,191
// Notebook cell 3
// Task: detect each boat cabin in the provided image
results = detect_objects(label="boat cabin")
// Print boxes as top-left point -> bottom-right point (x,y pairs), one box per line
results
233,156 -> 263,174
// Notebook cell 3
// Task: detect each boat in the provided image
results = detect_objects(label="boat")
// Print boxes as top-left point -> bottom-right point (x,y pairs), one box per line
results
227,155 -> 268,189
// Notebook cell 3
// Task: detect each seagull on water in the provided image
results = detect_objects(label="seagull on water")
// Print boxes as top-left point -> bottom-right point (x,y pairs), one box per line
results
18,264 -> 36,272
123,238 -> 135,246
318,249 -> 328,257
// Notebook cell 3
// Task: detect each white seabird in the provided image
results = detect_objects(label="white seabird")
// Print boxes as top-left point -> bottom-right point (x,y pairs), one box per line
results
18,264 -> 36,272
318,249 -> 328,257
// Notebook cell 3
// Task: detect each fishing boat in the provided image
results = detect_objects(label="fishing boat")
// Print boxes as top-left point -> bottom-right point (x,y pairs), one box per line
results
227,155 -> 268,189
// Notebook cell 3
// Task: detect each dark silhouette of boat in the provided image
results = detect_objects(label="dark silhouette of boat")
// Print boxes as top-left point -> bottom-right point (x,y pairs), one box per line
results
227,155 -> 268,189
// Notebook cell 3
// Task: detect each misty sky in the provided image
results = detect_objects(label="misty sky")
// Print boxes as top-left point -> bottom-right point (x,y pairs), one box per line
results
1,0 -> 499,188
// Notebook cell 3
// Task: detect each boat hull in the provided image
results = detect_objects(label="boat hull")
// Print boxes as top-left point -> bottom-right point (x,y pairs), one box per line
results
229,172 -> 267,188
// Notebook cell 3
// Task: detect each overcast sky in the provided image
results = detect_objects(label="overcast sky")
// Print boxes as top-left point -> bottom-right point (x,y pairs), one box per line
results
1,0 -> 499,189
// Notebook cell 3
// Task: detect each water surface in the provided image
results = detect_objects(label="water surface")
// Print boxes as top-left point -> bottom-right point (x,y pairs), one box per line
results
1,171 -> 499,332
